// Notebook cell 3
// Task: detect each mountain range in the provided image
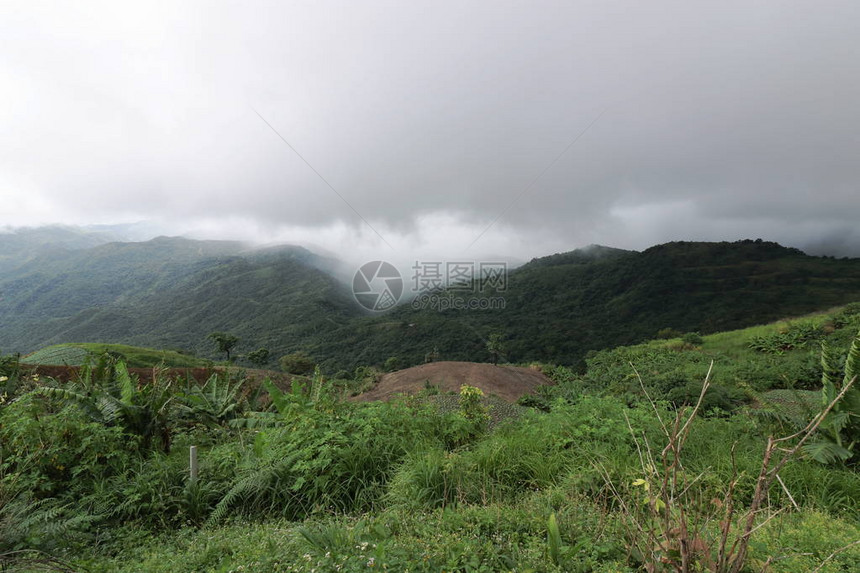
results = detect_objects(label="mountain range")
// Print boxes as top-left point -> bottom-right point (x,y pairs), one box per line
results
2,226 -> 860,371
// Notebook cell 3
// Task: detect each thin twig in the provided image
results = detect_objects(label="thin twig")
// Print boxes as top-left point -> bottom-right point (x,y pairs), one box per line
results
774,474 -> 799,511
631,362 -> 669,437
676,361 -> 714,446
676,470 -> 708,499
729,375 -> 855,573
623,410 -> 648,474
771,375 -> 856,446
811,539 -> 860,573
716,443 -> 739,571
740,507 -> 786,539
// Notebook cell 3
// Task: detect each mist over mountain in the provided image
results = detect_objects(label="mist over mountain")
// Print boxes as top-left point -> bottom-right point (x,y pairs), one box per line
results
0,232 -> 355,358
0,226 -> 115,273
310,239 -> 860,370
5,4 -> 860,568
2,228 -> 859,371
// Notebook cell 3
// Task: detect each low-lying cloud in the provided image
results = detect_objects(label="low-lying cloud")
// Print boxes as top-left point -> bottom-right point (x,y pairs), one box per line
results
2,0 -> 859,261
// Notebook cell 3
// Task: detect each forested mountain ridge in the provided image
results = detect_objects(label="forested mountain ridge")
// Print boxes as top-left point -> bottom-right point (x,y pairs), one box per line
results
0,234 -> 356,358
2,231 -> 860,371
309,240 -> 860,369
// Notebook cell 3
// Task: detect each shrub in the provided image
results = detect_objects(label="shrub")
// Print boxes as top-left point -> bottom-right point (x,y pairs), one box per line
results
748,322 -> 823,354
458,385 -> 490,428
682,332 -> 704,346
208,398 -> 452,523
665,381 -> 745,413
656,328 -> 683,339
279,351 -> 316,375
246,347 -> 270,366
389,396 -> 659,509
0,397 -> 137,498
383,356 -> 400,372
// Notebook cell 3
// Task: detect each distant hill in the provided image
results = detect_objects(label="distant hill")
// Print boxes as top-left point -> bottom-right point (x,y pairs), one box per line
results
20,342 -> 208,368
308,240 -> 860,370
0,235 -> 358,361
521,244 -> 633,267
2,234 -> 860,371
0,225 -> 119,274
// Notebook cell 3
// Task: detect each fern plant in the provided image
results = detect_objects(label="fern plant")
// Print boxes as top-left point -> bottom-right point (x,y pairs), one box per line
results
0,489 -> 96,557
806,332 -> 860,464
33,358 -> 177,452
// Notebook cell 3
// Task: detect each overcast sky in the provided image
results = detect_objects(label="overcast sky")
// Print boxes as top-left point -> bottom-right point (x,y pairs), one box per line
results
2,0 -> 859,265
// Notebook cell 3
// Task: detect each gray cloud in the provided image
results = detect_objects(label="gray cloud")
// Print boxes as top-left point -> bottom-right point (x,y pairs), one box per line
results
2,0 -> 859,262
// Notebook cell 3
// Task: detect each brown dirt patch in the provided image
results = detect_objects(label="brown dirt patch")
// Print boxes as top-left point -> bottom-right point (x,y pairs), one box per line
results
352,361 -> 552,403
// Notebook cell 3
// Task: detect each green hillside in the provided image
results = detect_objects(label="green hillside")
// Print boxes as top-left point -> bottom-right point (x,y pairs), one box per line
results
20,343 -> 207,368
3,236 -> 860,372
0,236 -> 357,362
0,225 -> 117,274
551,302 -> 860,411
309,240 -> 860,370
2,305 -> 858,572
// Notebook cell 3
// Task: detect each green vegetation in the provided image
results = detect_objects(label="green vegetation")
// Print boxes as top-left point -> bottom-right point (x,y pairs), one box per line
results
2,305 -> 859,571
279,351 -> 317,375
458,384 -> 491,432
309,240 -> 860,371
246,347 -> 271,367
4,238 -> 860,372
0,237 -> 355,365
20,342 -> 207,368
19,344 -> 90,366
4,235 -> 860,570
208,332 -> 239,362
546,303 -> 860,411
34,359 -> 176,452
486,332 -> 505,365
807,335 -> 860,464
383,356 -> 399,372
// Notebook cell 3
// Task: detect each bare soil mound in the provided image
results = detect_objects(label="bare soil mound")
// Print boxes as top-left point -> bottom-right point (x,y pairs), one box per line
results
353,361 -> 552,403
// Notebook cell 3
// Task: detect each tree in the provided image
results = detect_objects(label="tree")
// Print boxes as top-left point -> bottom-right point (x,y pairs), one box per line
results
486,332 -> 505,365
209,332 -> 239,362
424,346 -> 440,363
279,351 -> 316,375
247,347 -> 270,367
383,356 -> 400,372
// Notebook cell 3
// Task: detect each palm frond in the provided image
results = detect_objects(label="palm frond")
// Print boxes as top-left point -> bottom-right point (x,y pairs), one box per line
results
803,439 -> 853,464
843,329 -> 860,386
115,361 -> 135,406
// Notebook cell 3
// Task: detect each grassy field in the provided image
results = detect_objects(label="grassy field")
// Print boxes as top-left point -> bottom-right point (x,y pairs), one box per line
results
701,307 -> 844,357
20,342 -> 209,368
2,304 -> 859,572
